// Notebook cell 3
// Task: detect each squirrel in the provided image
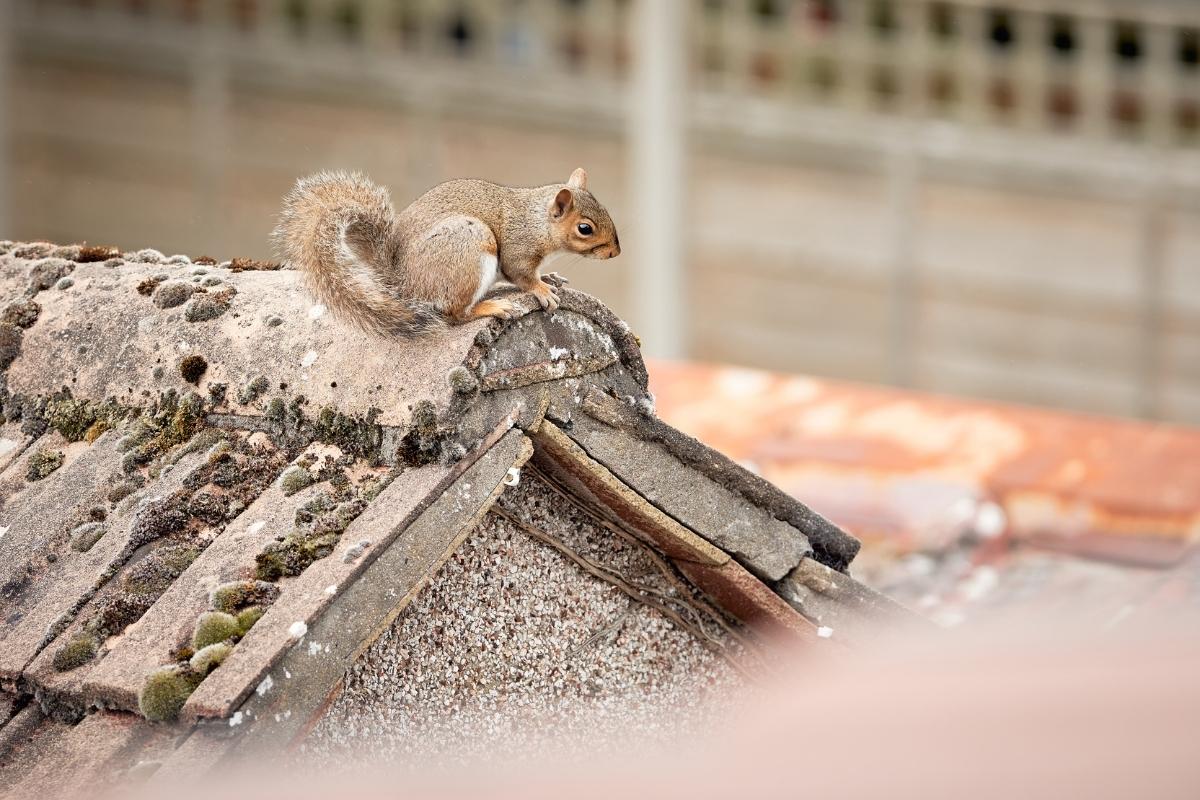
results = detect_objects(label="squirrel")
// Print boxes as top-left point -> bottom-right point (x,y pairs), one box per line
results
273,168 -> 620,337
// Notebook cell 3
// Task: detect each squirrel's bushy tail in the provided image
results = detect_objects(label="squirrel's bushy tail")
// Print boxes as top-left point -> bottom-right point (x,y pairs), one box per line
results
273,171 -> 443,337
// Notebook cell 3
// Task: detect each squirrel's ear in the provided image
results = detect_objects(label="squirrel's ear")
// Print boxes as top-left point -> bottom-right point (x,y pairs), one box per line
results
568,168 -> 588,190
551,188 -> 574,219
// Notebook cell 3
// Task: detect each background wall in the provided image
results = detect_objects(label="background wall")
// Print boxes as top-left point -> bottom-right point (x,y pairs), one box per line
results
3,0 -> 1199,423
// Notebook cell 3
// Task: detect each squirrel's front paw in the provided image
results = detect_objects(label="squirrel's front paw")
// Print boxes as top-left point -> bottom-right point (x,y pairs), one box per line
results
533,287 -> 560,313
541,272 -> 570,289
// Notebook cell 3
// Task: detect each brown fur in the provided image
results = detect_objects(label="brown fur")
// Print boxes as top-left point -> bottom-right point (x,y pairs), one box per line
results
273,168 -> 619,337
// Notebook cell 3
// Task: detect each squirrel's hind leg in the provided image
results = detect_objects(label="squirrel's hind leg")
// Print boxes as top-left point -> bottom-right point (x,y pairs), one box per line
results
405,214 -> 513,324
465,297 -> 518,321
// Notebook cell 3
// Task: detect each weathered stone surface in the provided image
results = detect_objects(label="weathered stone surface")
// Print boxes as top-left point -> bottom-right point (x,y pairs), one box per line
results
0,423 -> 30,477
3,711 -> 149,800
226,429 -> 533,750
580,388 -> 860,571
564,413 -> 810,582
4,259 -> 483,429
178,461 -> 452,722
0,431 -> 123,596
479,308 -> 619,391
0,448 -> 208,681
0,693 -> 15,729
73,454 -> 345,710
531,421 -> 728,566
180,416 -> 523,722
777,557 -> 928,643
0,706 -> 58,788
1,254 -> 651,433
0,703 -> 43,756
146,724 -> 233,786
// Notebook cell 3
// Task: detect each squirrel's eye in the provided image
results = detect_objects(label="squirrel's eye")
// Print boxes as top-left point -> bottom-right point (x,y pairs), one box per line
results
577,222 -> 593,236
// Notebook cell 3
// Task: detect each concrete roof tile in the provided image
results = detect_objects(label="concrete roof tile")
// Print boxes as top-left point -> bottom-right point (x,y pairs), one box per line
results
0,442 -> 208,683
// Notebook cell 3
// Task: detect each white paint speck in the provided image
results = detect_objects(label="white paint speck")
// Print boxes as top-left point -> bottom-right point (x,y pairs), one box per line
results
248,521 -> 266,535
973,501 -> 1007,539
0,525 -> 7,542
324,584 -> 337,596
176,341 -> 191,352
503,467 -> 521,487
256,675 -> 274,697
548,346 -> 570,361
309,304 -> 326,320
284,669 -> 292,680
959,565 -> 1000,601
229,711 -> 243,727
301,350 -> 318,368
288,620 -> 307,639
308,641 -> 322,656
816,626 -> 834,639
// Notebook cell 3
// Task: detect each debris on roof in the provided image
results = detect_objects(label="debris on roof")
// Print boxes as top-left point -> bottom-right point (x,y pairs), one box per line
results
0,241 -> 904,792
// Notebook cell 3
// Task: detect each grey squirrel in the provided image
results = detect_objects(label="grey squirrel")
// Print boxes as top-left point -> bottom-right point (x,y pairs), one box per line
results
273,168 -> 620,336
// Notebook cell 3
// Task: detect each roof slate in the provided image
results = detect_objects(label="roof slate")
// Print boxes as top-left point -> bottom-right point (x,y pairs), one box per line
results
0,241 -> 880,789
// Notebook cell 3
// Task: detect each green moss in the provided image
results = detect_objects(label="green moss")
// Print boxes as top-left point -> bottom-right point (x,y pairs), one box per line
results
127,496 -> 188,549
169,428 -> 225,466
446,365 -> 478,394
279,465 -> 314,497
192,611 -> 240,650
178,355 -> 208,385
46,395 -> 95,441
238,375 -> 269,405
294,492 -> 333,526
123,391 -> 209,471
44,393 -> 124,443
398,399 -> 442,465
52,632 -> 99,672
254,530 -> 340,581
88,591 -> 156,639
84,420 -> 110,443
209,580 -> 280,614
153,281 -> 193,309
159,543 -> 201,573
187,489 -> 228,525
68,521 -> 107,553
265,397 -> 285,422
122,543 -> 200,594
359,474 -> 394,502
336,499 -> 368,529
188,642 -> 231,675
138,664 -> 202,722
1,299 -> 40,329
236,606 -> 265,634
183,286 -> 236,322
25,449 -> 64,481
0,322 -> 22,370
312,406 -> 382,460
252,479 -> 373,581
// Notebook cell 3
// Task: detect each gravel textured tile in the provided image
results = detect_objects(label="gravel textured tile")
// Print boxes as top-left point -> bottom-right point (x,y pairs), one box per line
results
300,475 -> 747,768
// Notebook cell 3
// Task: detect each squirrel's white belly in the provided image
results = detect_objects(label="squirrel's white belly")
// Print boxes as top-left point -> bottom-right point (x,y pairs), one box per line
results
471,253 -> 498,307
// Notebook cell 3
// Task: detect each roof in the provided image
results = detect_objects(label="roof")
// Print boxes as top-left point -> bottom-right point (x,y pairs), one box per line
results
0,241 -> 893,792
646,360 -> 1200,627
